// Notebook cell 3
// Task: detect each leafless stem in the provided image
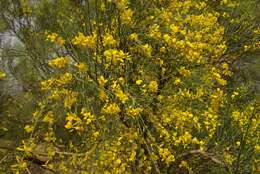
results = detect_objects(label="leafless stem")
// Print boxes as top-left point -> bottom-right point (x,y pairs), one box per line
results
181,149 -> 231,173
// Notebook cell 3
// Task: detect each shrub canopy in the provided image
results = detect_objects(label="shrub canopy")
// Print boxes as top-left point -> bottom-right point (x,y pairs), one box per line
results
0,0 -> 259,173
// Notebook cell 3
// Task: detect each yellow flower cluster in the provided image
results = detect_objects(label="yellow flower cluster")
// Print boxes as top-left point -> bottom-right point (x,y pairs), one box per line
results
81,108 -> 95,125
42,111 -> 55,125
16,140 -> 36,155
244,41 -> 260,51
148,24 -> 162,39
101,103 -> 121,115
212,69 -> 227,86
97,75 -> 108,87
48,56 -> 70,68
140,44 -> 153,58
179,66 -> 191,77
64,90 -> 78,109
159,147 -> 175,165
113,0 -> 133,25
232,105 -> 258,134
111,81 -> 129,103
74,62 -> 87,72
135,79 -> 143,85
126,107 -> 143,117
46,32 -> 65,45
120,8 -> 133,25
129,33 -> 138,41
104,49 -> 130,64
64,108 -> 95,133
145,1 -> 228,64
221,0 -> 239,8
114,88 -> 129,103
99,89 -> 109,102
72,32 -> 96,49
65,112 -> 81,130
148,80 -> 158,93
40,72 -> 73,90
103,34 -> 118,47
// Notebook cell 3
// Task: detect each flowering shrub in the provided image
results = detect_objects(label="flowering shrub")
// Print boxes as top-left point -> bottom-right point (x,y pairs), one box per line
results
1,0 -> 259,173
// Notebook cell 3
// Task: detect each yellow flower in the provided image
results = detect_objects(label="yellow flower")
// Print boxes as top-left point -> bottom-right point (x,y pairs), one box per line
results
129,33 -> 138,41
163,34 -> 171,43
236,141 -> 240,146
93,131 -> 100,138
81,108 -> 95,125
65,112 -> 81,130
46,32 -> 58,42
231,91 -> 239,98
24,125 -> 34,133
66,112 -> 78,122
126,107 -> 143,117
40,78 -> 55,90
65,121 -> 73,129
74,62 -> 87,72
159,47 -> 166,53
159,147 -> 175,164
44,131 -> 56,143
217,78 -> 227,86
0,71 -> 6,79
103,34 -> 117,47
98,75 -> 108,87
56,37 -> 65,45
255,145 -> 260,152
49,89 -> 61,100
114,88 -> 129,103
99,89 -> 109,101
121,8 -> 133,24
135,79 -> 143,85
72,32 -> 96,49
42,111 -> 55,124
48,56 -> 69,68
179,160 -> 188,168
179,66 -> 191,77
148,24 -> 161,38
16,140 -> 35,154
101,103 -> 121,115
114,0 -> 129,10
104,49 -> 128,64
57,73 -> 73,85
46,32 -> 65,45
170,24 -> 179,34
64,91 -> 78,109
212,72 -> 227,86
141,44 -> 153,57
115,158 -> 121,165
148,80 -> 158,92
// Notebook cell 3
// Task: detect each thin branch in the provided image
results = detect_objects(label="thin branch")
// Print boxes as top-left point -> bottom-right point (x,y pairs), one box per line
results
181,149 -> 231,173
0,154 -> 8,164
0,145 -> 15,151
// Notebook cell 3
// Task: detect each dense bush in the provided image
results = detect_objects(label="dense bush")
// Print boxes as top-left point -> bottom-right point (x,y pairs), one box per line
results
0,0 -> 259,173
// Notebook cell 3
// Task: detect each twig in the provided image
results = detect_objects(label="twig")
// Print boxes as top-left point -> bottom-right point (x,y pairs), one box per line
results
26,168 -> 32,174
0,145 -> 15,151
181,149 -> 231,173
0,154 -> 8,164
